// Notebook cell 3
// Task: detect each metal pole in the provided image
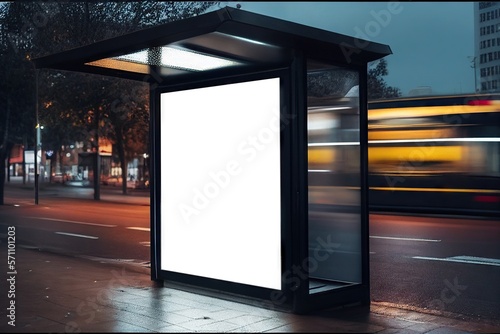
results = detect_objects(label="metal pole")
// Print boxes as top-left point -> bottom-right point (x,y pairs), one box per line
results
93,109 -> 100,200
34,68 -> 39,205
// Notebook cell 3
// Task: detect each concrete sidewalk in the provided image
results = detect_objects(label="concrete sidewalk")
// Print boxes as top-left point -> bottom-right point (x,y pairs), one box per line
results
1,246 -> 499,333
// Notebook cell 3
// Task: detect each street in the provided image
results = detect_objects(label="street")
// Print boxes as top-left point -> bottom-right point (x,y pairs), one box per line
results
370,213 -> 500,321
0,182 -> 498,323
0,181 -> 150,267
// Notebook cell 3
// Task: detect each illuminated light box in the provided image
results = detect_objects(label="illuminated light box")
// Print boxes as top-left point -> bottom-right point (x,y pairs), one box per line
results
160,77 -> 281,290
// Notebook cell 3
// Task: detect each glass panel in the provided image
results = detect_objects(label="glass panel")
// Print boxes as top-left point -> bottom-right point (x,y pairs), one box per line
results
307,60 -> 362,293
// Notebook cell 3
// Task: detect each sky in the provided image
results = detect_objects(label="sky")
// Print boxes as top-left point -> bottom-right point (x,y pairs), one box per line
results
229,2 -> 475,96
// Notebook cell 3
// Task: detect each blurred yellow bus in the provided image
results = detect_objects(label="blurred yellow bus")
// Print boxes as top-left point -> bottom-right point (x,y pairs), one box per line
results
308,93 -> 500,217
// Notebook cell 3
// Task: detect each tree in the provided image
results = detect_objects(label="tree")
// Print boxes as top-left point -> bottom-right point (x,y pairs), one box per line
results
33,1 -> 218,194
38,70 -> 99,180
308,68 -> 359,98
306,59 -> 401,101
0,3 -> 39,204
0,1 -> 219,201
367,58 -> 401,100
94,77 -> 149,194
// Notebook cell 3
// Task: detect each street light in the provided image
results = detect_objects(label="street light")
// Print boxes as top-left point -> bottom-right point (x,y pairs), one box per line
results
27,54 -> 41,204
142,153 -> 149,183
34,64 -> 40,205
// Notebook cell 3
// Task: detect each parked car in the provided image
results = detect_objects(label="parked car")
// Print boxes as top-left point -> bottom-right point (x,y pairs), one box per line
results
52,172 -> 63,183
52,172 -> 70,183
101,176 -> 122,186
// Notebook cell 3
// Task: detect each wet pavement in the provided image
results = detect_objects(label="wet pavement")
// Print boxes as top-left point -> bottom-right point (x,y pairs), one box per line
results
1,180 -> 500,333
1,245 -> 499,333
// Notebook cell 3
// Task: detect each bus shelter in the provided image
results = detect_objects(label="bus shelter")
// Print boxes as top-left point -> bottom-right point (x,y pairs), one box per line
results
33,7 -> 392,313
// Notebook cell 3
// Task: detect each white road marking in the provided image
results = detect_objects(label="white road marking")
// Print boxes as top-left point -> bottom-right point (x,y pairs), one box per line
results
26,217 -> 117,228
370,236 -> 441,242
412,255 -> 500,267
126,227 -> 150,232
55,232 -> 99,239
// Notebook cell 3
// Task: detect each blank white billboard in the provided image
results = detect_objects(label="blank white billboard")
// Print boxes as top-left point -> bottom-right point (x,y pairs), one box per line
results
160,77 -> 282,290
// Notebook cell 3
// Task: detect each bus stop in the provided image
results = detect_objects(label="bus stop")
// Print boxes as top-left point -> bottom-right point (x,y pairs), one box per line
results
33,7 -> 392,313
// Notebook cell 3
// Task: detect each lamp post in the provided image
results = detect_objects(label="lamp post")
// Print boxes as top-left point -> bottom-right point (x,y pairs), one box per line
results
93,110 -> 100,200
142,153 -> 148,184
27,54 -> 41,204
34,65 -> 39,205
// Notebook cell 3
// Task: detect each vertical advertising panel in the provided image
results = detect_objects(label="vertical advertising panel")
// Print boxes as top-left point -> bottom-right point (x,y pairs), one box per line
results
160,77 -> 281,290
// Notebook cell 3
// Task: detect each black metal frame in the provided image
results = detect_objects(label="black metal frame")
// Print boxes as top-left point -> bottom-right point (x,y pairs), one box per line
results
289,54 -> 372,313
150,68 -> 294,306
33,7 -> 391,83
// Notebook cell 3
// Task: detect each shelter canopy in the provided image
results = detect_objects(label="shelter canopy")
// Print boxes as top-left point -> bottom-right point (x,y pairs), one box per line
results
33,7 -> 392,83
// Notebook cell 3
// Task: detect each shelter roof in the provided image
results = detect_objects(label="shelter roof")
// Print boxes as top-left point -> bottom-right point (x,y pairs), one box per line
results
33,7 -> 392,82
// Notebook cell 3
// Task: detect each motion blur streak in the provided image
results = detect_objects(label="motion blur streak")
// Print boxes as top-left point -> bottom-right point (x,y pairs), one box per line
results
367,93 -> 500,217
308,93 -> 500,217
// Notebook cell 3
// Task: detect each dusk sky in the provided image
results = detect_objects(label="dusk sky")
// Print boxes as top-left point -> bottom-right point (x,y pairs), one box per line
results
229,2 -> 475,96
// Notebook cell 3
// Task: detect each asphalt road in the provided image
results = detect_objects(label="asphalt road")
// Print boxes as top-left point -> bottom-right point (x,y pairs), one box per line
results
370,213 -> 500,322
0,181 -> 151,266
0,182 -> 498,323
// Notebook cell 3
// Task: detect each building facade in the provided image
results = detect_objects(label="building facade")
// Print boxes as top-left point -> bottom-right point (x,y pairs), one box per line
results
475,2 -> 500,92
